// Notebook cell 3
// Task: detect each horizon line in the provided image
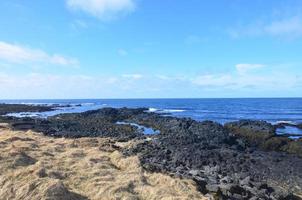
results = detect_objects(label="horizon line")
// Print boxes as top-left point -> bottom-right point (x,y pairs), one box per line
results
1,97 -> 302,101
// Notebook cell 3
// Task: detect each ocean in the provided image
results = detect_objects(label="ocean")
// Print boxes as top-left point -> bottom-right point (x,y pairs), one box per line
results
1,98 -> 302,138
1,98 -> 302,123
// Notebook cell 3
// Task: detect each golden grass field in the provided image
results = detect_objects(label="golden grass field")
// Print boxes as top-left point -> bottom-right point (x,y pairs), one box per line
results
0,123 -> 208,200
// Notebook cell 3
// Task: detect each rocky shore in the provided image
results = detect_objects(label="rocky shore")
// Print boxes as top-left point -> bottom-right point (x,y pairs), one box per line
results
225,120 -> 302,157
0,105 -> 302,199
0,103 -> 55,115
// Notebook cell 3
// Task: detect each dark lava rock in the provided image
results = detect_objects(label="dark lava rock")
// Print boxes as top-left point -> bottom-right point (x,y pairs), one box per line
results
281,139 -> 302,158
123,117 -> 302,199
262,137 -> 291,151
225,120 -> 302,158
224,120 -> 275,147
0,107 -> 147,141
0,103 -> 54,115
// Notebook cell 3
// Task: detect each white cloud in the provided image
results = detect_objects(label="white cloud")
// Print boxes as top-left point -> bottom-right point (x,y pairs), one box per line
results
66,0 -> 136,20
0,71 -> 301,98
122,74 -> 143,79
0,41 -> 78,66
265,17 -> 302,37
192,73 -> 300,90
156,75 -> 170,80
191,64 -> 301,91
192,74 -> 235,87
229,16 -> 302,39
235,63 -> 265,74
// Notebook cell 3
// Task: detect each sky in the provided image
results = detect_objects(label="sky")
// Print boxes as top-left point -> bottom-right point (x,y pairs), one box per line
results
0,0 -> 302,99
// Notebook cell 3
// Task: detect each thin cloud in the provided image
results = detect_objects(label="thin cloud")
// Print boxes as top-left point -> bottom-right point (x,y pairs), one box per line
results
235,63 -> 266,74
122,74 -> 143,79
192,74 -> 235,87
229,16 -> 302,40
265,16 -> 302,38
191,64 -> 300,90
0,72 -> 301,98
66,0 -> 136,21
0,41 -> 79,66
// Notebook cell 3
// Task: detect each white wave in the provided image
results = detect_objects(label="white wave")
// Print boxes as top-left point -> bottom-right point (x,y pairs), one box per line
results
275,120 -> 296,125
162,109 -> 186,113
148,108 -> 185,113
148,108 -> 159,112
20,102 -> 52,106
80,103 -> 95,106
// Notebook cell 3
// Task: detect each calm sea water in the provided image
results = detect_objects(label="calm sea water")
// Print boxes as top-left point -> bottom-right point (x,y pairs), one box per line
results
1,98 -> 302,124
1,98 -> 302,137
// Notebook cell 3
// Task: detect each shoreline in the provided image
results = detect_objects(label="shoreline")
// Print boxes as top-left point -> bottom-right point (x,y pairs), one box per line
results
0,105 -> 302,199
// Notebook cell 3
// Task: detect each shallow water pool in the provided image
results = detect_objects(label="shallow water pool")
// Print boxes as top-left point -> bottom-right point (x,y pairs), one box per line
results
116,121 -> 160,135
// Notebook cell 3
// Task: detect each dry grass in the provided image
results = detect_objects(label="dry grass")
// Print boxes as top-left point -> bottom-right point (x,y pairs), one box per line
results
0,124 -> 208,200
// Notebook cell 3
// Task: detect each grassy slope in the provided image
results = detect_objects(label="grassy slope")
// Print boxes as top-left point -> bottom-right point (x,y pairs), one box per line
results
0,124 -> 207,200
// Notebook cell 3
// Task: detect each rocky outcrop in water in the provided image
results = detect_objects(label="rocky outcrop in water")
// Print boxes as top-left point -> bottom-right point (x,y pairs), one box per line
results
0,103 -> 55,115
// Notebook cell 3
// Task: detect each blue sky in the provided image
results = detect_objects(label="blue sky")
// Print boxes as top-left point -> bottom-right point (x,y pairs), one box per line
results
0,0 -> 302,98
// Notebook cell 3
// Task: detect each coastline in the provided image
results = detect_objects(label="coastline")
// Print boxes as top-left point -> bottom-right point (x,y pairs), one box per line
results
0,104 -> 302,199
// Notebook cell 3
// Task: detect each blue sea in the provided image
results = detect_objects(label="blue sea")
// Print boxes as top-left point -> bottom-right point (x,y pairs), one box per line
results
1,98 -> 302,123
1,98 -> 302,137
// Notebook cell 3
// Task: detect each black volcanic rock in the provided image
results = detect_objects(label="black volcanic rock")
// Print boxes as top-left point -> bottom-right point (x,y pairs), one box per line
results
225,120 -> 302,158
0,107 -> 147,141
0,104 -> 54,115
125,118 -> 302,199
224,120 -> 275,146
119,116 -> 302,199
